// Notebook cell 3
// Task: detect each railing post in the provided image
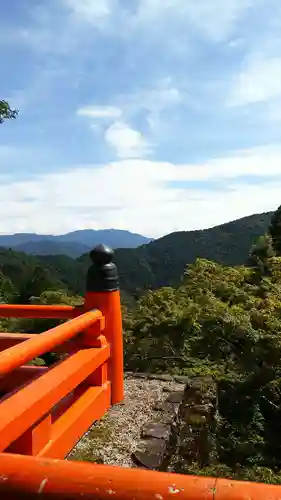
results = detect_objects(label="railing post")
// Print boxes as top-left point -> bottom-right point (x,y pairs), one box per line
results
84,244 -> 124,405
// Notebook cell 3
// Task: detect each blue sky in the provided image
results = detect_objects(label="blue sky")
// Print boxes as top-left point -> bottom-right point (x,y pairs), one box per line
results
1,0 -> 281,237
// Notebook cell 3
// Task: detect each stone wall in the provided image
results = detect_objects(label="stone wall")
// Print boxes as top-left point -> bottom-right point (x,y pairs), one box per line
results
129,373 -> 219,473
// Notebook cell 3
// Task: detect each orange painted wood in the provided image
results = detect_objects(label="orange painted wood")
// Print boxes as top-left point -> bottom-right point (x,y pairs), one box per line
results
0,332 -> 35,348
0,345 -> 110,451
0,365 -> 47,393
0,332 -> 85,354
6,414 -> 51,456
84,291 -> 124,405
1,454 -> 281,500
215,477 -> 281,499
0,309 -> 103,377
38,384 -> 110,459
84,334 -> 108,387
0,304 -> 83,319
51,391 -> 77,423
87,362 -> 108,387
0,453 -> 216,499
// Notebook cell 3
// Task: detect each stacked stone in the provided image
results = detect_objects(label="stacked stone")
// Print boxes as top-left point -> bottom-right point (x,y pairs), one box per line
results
131,375 -> 218,473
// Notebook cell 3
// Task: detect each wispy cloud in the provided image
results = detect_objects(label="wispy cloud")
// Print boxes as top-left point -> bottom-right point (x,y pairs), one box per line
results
228,55 -> 281,107
63,0 -> 113,25
135,0 -> 253,42
76,105 -> 122,119
0,145 -> 280,236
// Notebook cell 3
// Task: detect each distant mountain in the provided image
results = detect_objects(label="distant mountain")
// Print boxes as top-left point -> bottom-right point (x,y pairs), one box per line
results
14,240 -> 91,259
0,212 -> 273,301
0,229 -> 152,257
79,211 -> 274,294
54,229 -> 152,249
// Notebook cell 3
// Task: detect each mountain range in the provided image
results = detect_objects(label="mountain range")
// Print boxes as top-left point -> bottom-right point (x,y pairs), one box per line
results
0,229 -> 152,257
0,211 -> 273,303
79,211 -> 273,294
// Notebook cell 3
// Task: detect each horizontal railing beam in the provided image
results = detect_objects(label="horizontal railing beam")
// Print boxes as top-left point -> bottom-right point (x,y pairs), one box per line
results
39,384 -> 110,459
1,453 -> 281,499
0,345 -> 110,451
0,333 -> 85,354
0,304 -> 83,319
0,309 -> 103,376
0,365 -> 48,394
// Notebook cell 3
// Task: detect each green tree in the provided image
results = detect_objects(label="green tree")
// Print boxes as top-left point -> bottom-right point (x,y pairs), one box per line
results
269,205 -> 281,256
16,266 -> 63,304
0,100 -> 18,124
0,271 -> 15,303
248,234 -> 275,283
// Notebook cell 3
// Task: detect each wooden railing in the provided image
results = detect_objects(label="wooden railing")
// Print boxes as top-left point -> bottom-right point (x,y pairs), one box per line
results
0,244 -> 280,498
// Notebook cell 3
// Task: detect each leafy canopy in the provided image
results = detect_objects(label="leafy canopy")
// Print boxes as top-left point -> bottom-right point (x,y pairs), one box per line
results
0,100 -> 18,124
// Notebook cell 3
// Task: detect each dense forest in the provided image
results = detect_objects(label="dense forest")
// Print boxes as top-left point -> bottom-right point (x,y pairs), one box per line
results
122,206 -> 281,483
0,205 -> 281,482
80,211 -> 273,295
0,211 -> 272,308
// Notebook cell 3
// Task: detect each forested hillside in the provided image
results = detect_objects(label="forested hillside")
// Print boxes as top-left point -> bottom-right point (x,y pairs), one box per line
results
81,211 -> 273,294
120,207 -> 281,482
0,211 -> 273,304
0,206 -> 280,483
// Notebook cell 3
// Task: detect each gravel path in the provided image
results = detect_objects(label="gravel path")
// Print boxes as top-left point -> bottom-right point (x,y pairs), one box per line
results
68,376 -> 184,468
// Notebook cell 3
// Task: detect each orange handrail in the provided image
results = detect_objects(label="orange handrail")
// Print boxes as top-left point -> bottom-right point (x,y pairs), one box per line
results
0,245 -> 116,462
0,332 -> 84,354
0,345 -> 109,451
0,303 -> 82,318
0,309 -> 103,376
0,453 -> 281,500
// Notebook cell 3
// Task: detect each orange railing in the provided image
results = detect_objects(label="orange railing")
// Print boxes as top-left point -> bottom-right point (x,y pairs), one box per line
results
0,244 -> 280,499
1,452 -> 281,500
0,308 -> 111,458
0,245 -> 123,461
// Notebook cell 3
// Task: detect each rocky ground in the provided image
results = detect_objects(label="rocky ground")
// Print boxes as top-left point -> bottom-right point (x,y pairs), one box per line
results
68,374 -> 185,468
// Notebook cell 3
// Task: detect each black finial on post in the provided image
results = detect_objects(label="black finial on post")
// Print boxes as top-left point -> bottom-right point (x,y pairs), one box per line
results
86,244 -> 119,292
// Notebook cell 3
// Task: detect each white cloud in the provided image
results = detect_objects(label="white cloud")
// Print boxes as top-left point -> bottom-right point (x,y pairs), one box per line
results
135,0 -> 252,42
123,78 -> 183,131
76,105 -> 122,119
61,0 -> 253,44
183,0 -> 252,42
104,121 -> 151,158
228,55 -> 281,107
1,145 -> 281,237
75,102 -> 153,158
63,0 -> 113,25
75,78 -> 182,156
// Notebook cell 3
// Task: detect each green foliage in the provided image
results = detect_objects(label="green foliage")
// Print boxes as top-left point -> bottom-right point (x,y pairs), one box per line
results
0,248 -> 72,303
0,271 -> 16,303
36,255 -> 85,294
269,205 -> 281,256
176,462 -> 281,484
122,253 -> 281,481
248,234 -> 275,283
0,100 -> 18,123
0,211 -> 271,302
79,211 -> 273,295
